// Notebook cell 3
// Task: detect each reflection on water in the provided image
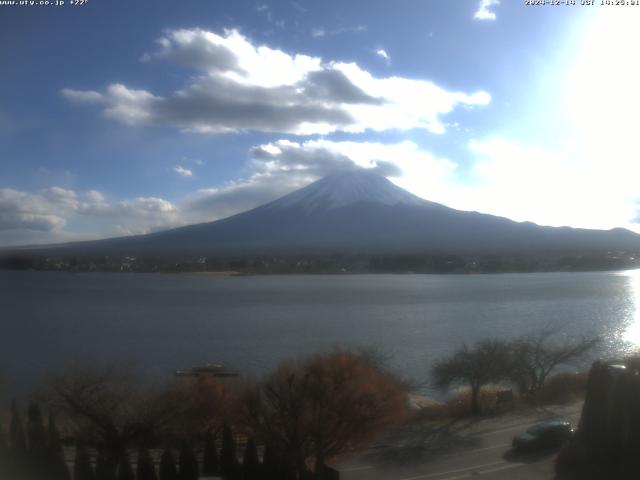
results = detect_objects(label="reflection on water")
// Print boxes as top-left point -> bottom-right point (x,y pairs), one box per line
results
3,270 -> 640,395
621,269 -> 640,353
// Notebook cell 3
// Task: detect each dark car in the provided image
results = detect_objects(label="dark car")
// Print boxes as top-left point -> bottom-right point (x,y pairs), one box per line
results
512,420 -> 574,452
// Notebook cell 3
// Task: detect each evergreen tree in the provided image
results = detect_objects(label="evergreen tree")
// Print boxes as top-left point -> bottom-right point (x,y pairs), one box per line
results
136,448 -> 157,480
27,402 -> 48,470
10,399 -> 27,460
95,451 -> 117,480
178,442 -> 199,480
48,412 -> 71,480
220,423 -> 237,479
202,432 -> 220,476
117,451 -> 135,480
158,448 -> 178,480
0,423 -> 10,479
73,442 -> 95,480
260,445 -> 278,480
241,438 -> 260,480
0,423 -> 7,457
260,445 -> 291,480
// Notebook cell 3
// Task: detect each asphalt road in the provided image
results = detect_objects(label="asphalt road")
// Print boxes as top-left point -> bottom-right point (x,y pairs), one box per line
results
336,403 -> 582,480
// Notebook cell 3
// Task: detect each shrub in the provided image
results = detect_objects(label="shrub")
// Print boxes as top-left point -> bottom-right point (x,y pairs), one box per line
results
201,432 -> 220,477
74,443 -> 95,480
136,448 -> 157,480
535,372 -> 587,405
117,452 -> 135,480
159,448 -> 178,480
444,385 -> 506,417
240,349 -> 407,478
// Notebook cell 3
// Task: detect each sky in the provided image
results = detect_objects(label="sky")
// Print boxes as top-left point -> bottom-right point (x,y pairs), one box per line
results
1,0 -> 640,246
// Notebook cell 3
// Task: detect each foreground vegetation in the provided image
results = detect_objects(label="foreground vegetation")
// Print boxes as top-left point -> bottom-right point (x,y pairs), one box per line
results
0,350 -> 406,480
0,328 -> 598,479
432,328 -> 598,414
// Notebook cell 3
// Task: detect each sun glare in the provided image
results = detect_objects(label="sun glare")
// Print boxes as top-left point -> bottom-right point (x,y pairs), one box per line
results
564,8 -> 640,170
621,269 -> 640,349
536,7 -> 640,233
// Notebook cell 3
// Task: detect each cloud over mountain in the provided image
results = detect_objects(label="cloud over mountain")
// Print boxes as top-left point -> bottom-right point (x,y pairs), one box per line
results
0,138 -> 456,246
62,28 -> 490,135
185,139 -> 454,221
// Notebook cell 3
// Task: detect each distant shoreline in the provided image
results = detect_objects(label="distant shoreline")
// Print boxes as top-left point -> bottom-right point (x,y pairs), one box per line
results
1,267 -> 638,277
165,270 -> 250,277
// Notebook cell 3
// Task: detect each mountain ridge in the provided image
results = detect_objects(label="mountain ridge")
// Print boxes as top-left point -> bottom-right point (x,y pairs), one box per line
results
3,169 -> 640,257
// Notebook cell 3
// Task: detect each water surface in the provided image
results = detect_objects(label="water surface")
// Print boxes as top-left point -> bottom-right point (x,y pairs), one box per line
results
1,270 -> 639,395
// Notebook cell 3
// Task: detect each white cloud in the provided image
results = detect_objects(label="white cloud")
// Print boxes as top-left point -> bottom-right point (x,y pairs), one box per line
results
173,165 -> 193,177
115,197 -> 177,217
180,156 -> 204,166
375,48 -> 390,65
311,25 -> 366,38
0,187 -> 181,246
332,62 -> 490,134
0,189 -> 67,233
61,88 -> 104,103
63,28 -> 490,136
474,0 -> 500,21
290,1 -> 307,13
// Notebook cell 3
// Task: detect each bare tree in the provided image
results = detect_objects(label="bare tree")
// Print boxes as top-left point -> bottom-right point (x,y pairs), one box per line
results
173,375 -> 236,439
240,350 -> 407,479
43,367 -> 191,471
507,327 -> 599,396
432,340 -> 511,415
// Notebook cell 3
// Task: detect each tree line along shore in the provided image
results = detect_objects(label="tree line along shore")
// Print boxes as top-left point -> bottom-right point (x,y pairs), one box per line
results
1,251 -> 638,274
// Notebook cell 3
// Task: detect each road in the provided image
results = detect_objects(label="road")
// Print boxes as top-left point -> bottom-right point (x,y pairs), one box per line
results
335,403 -> 582,480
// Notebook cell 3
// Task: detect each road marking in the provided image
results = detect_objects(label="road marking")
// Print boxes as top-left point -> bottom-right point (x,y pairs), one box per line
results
339,408 -> 580,479
468,410 -> 581,430
339,443 -> 510,473
471,414 -> 579,437
442,442 -> 509,457
343,460 -> 528,480
340,465 -> 374,472
398,460 -> 508,480
432,462 -> 525,480
474,462 -> 526,476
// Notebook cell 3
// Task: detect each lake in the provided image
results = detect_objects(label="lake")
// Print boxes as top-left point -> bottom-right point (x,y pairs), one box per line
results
2,270 -> 640,396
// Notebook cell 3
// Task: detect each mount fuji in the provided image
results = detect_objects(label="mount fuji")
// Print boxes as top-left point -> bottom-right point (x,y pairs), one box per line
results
12,170 -> 640,256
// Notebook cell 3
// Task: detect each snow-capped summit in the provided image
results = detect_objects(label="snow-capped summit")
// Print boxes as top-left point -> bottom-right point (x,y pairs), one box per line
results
267,169 -> 428,212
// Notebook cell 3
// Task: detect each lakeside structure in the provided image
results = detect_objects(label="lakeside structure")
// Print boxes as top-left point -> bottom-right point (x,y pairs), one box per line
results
175,364 -> 240,379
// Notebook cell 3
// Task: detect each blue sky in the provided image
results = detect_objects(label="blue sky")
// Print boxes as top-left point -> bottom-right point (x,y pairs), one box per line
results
1,0 -> 639,245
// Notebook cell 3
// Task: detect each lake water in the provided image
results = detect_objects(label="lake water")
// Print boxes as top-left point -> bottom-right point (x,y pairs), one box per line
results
2,270 -> 640,396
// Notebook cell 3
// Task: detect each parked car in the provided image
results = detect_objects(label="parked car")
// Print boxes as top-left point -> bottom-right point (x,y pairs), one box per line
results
512,420 -> 574,451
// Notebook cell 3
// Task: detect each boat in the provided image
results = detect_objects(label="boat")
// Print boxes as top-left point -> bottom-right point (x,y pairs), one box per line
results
174,363 -> 239,378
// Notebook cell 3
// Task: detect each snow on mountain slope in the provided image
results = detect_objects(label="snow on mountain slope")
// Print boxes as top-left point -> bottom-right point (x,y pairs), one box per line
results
265,169 -> 430,212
